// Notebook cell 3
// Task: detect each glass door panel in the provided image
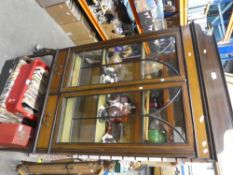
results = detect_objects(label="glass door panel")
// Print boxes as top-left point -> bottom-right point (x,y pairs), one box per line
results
142,36 -> 179,75
59,95 -> 98,142
142,87 -> 186,144
65,38 -> 181,88
58,86 -> 187,145
141,59 -> 178,79
105,43 -> 142,63
68,49 -> 103,87
102,43 -> 142,84
69,117 -> 138,143
67,58 -> 179,87
102,61 -> 140,83
58,92 -> 140,143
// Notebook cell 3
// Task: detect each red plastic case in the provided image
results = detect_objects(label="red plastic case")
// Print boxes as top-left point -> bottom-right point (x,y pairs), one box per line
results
6,58 -> 49,120
0,123 -> 32,147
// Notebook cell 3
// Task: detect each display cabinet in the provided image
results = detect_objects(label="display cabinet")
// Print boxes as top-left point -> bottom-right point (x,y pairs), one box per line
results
33,24 -> 232,160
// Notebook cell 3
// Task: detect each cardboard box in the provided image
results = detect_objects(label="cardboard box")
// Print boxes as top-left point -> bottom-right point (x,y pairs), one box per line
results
74,37 -> 98,46
36,0 -> 69,8
46,1 -> 81,25
62,20 -> 95,42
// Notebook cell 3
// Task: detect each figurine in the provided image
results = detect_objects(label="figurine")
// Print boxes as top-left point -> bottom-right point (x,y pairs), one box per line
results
108,95 -> 136,122
102,67 -> 118,83
97,106 -> 108,120
102,120 -> 116,143
102,133 -> 116,143
97,95 -> 136,123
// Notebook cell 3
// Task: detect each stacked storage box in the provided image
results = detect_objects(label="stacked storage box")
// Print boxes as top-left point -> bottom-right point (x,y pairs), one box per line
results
36,0 -> 98,45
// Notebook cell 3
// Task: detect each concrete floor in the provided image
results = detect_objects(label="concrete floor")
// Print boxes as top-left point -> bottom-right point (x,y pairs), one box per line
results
0,0 -> 74,70
0,0 -> 74,174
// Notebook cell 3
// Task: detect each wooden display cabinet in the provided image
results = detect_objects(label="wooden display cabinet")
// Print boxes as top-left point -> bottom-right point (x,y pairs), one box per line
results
33,24 -> 232,160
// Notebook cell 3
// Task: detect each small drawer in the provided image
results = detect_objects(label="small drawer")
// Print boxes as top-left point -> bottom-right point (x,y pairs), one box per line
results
49,49 -> 68,93
36,95 -> 58,149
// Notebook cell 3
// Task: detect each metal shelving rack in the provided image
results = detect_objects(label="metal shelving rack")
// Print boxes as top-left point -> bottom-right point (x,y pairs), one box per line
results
77,0 -> 188,40
206,0 -> 233,61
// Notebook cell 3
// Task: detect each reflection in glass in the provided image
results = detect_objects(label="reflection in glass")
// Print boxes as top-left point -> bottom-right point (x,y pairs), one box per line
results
69,58 -> 178,86
102,62 -> 139,83
143,36 -> 179,74
146,37 -> 176,56
106,43 -> 142,64
101,58 -> 178,84
102,43 -> 142,84
142,88 -> 186,144
141,59 -> 178,79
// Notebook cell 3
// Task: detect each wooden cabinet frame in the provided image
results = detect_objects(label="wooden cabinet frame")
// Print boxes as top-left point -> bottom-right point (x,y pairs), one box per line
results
34,25 -> 216,159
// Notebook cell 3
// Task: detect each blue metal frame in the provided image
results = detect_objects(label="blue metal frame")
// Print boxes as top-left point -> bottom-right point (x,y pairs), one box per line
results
211,0 -> 233,5
218,41 -> 233,60
207,1 -> 233,61
211,2 -> 233,25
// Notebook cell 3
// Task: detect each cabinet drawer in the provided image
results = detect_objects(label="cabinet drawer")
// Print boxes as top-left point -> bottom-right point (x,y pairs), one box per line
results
49,50 -> 68,93
36,95 -> 58,149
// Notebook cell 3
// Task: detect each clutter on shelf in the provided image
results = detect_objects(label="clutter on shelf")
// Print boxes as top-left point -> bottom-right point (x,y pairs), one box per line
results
97,94 -> 136,121
87,0 -> 135,37
98,94 -> 136,143
36,0 -> 179,43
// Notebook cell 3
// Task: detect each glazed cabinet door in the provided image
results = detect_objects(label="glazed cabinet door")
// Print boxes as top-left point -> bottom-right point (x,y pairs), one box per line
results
50,29 -> 195,157
52,82 -> 194,156
34,28 -> 210,158
61,30 -> 185,92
